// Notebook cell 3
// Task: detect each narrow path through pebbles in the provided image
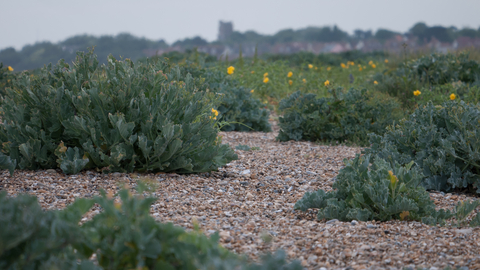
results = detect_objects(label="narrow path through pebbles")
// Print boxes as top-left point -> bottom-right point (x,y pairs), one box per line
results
1,119 -> 480,270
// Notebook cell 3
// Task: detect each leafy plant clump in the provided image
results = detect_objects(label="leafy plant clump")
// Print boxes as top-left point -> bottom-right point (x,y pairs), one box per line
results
294,154 -> 480,226
0,185 -> 302,270
146,57 -> 272,133
365,101 -> 480,193
276,88 -> 403,145
202,68 -> 272,132
0,50 -> 237,175
372,52 -> 480,108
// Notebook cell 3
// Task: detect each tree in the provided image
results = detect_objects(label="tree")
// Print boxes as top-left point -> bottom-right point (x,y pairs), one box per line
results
374,29 -> 400,41
456,27 -> 478,38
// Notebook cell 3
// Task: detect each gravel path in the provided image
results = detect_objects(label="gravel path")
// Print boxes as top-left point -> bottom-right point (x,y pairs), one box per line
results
1,119 -> 480,270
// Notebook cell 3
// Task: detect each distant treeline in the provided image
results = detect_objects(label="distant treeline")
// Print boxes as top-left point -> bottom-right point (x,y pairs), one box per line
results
1,22 -> 480,71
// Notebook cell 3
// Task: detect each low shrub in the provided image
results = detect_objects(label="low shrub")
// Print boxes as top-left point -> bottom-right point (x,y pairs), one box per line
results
409,52 -> 480,85
0,63 -> 15,96
0,50 -> 237,174
372,52 -> 480,108
365,101 -> 480,193
276,88 -> 403,145
0,185 -> 302,269
294,154 -> 480,226
203,68 -> 271,132
412,82 -> 480,107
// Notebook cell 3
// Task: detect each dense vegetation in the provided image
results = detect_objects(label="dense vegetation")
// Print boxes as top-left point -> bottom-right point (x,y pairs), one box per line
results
2,45 -> 480,268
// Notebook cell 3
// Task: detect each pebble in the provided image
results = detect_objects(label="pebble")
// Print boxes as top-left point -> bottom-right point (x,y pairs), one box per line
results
219,181 -> 229,185
326,219 -> 338,224
351,220 -> 358,226
46,169 -> 56,174
367,224 -> 377,229
307,255 -> 318,264
455,228 -> 473,235
241,169 -> 251,175
112,172 -> 122,177
219,231 -> 230,239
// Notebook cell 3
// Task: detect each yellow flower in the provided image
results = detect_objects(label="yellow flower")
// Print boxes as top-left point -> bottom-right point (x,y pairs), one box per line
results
251,71 -> 255,74
287,71 -> 293,77
308,64 -> 313,69
263,77 -> 269,83
450,93 -> 456,100
363,66 -> 366,69
314,66 -> 318,70
211,108 -> 219,116
7,66 -> 13,72
227,66 -> 235,75
371,64 -> 376,68
374,81 -> 378,85
114,202 -> 122,210
288,80 -> 293,86
388,170 -> 398,185
368,60 -> 373,65
250,89 -> 254,93
324,80 -> 330,86
327,67 -> 331,71
399,211 -> 409,221
263,72 -> 268,77
413,90 -> 421,96
340,63 -> 346,68
359,67 -> 363,71
302,78 -> 306,83
385,59 -> 389,63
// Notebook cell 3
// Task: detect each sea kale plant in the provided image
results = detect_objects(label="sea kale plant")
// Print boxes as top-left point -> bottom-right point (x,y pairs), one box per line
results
294,154 -> 480,226
365,101 -> 480,193
277,88 -> 403,145
372,52 -> 480,108
0,184 -> 303,270
202,68 -> 271,132
0,50 -> 237,174
147,57 -> 272,132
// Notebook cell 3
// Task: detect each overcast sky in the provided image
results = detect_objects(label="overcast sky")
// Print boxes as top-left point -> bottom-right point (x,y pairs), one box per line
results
2,0 -> 480,50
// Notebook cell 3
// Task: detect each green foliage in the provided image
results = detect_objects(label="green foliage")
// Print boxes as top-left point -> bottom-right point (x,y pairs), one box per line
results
0,186 -> 302,270
365,101 -> 480,193
412,82 -> 480,107
373,52 -> 480,108
295,154 -> 446,222
0,50 -> 237,174
264,51 -> 388,68
0,191 -> 98,270
295,154 -> 480,225
139,49 -> 218,67
1,34 -> 169,71
202,68 -> 272,132
276,88 -> 403,145
410,52 -> 480,85
235,144 -> 260,151
0,63 -> 16,96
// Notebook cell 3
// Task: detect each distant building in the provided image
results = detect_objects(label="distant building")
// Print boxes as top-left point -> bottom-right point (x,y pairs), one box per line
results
218,21 -> 233,41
